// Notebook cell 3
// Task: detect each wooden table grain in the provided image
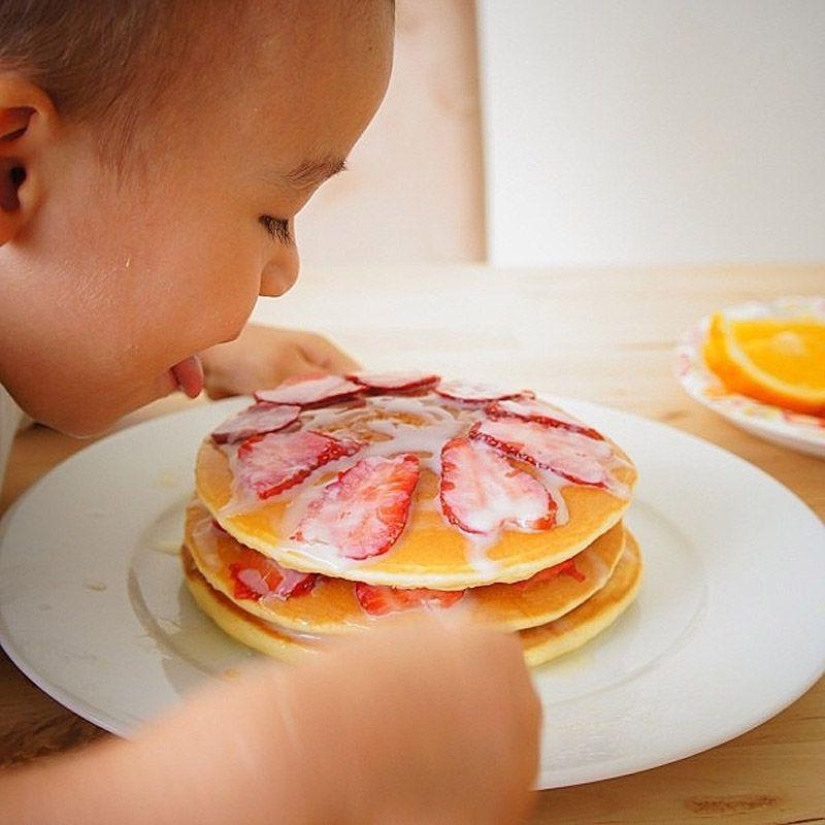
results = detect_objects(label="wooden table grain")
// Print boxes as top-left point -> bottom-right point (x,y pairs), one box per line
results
2,264 -> 823,822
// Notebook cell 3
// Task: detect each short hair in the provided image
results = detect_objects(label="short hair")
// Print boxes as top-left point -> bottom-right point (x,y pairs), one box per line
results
0,1 -> 227,163
1,1 -> 394,166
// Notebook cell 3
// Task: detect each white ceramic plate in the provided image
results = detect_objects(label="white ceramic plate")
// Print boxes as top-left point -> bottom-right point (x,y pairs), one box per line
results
675,296 -> 825,458
0,398 -> 823,789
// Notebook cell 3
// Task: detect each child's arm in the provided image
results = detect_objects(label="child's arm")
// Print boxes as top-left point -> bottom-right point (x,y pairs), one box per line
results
200,324 -> 359,399
1,618 -> 541,824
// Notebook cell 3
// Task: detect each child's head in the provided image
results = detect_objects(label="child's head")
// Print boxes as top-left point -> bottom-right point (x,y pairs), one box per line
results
0,0 -> 393,434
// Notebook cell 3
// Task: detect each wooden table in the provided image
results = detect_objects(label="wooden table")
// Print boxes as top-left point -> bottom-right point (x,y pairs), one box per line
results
2,264 -> 823,823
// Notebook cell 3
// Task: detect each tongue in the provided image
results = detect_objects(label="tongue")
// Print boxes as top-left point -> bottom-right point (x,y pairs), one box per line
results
172,355 -> 204,398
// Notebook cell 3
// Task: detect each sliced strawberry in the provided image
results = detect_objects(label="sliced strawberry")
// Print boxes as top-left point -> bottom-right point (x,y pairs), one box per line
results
347,371 -> 441,393
486,398 -> 604,441
355,581 -> 465,616
470,419 -> 613,487
228,548 -> 318,601
514,557 -> 586,591
229,565 -> 267,601
291,454 -> 420,559
434,379 -> 529,404
254,374 -> 364,408
236,430 -> 362,499
439,437 -> 556,533
211,402 -> 301,444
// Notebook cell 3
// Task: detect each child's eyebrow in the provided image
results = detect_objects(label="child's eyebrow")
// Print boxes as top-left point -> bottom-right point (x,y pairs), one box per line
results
280,157 -> 348,190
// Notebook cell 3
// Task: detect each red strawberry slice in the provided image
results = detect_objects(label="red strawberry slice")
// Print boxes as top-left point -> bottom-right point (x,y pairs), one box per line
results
514,558 -> 586,591
470,419 -> 613,487
434,379 -> 529,404
347,371 -> 441,393
211,402 -> 301,444
355,582 -> 465,616
486,398 -> 604,441
254,374 -> 364,407
440,437 -> 556,534
228,548 -> 318,601
236,430 -> 362,499
291,454 -> 420,559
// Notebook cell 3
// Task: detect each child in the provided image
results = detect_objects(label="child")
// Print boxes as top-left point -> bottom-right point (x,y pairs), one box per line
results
0,1 -> 541,823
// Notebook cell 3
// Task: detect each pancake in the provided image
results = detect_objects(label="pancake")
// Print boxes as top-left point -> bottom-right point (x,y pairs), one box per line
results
182,547 -> 318,662
184,496 -> 627,633
195,373 -> 637,589
520,533 -> 643,666
181,530 -> 643,667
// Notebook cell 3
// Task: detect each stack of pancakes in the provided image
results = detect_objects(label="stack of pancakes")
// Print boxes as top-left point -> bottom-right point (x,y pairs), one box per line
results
182,372 -> 641,666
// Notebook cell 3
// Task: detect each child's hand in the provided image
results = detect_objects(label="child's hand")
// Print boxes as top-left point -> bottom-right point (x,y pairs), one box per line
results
3,619 -> 540,824
288,618 -> 543,825
199,324 -> 359,399
210,618 -> 541,824
160,618 -> 541,824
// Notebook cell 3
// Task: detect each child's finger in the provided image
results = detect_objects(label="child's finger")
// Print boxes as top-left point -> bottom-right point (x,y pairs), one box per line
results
297,331 -> 361,373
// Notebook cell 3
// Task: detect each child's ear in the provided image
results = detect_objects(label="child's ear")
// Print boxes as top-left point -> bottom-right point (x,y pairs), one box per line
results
0,76 -> 58,245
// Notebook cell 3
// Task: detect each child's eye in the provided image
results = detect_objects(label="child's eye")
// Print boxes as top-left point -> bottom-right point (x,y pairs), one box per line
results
259,215 -> 292,244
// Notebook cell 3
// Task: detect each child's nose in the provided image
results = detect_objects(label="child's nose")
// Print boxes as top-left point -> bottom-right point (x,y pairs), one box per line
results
259,243 -> 300,297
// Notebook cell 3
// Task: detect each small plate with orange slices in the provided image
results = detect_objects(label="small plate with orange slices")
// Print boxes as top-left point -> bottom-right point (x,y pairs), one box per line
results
676,296 -> 825,458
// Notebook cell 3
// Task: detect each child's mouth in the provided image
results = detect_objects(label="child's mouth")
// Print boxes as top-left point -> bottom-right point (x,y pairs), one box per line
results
170,355 -> 204,398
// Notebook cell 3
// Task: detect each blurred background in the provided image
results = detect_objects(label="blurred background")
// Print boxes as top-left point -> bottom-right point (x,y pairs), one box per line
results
297,0 -> 825,268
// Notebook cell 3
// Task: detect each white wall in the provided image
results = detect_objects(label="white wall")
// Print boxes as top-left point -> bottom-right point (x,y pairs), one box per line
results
477,1 -> 825,266
298,0 -> 484,265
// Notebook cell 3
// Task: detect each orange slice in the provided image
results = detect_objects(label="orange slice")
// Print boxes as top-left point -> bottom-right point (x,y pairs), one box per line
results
702,312 -> 825,416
